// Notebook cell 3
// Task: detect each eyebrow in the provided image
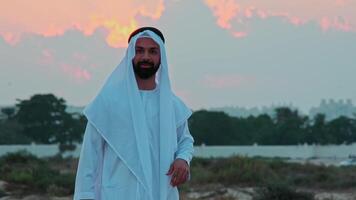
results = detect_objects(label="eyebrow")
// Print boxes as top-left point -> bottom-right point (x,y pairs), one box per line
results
135,46 -> 159,50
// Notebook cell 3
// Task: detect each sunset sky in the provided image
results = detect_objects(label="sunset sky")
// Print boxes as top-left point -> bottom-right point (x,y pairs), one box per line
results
1,0 -> 355,112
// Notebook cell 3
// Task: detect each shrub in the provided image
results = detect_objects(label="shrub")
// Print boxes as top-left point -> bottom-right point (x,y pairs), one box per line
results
0,151 -> 75,196
253,183 -> 314,200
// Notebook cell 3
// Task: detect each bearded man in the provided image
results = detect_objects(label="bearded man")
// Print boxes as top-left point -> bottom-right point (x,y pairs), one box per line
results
74,27 -> 194,200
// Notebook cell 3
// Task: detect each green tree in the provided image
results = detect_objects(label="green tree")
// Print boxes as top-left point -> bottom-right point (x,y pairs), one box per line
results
307,114 -> 330,144
327,116 -> 356,144
189,110 -> 237,145
0,119 -> 30,144
58,113 -> 86,153
1,107 -> 15,119
251,114 -> 275,145
14,94 -> 85,147
272,107 -> 308,145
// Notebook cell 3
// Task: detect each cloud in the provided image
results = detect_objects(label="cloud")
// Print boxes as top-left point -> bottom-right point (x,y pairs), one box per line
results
37,48 -> 92,82
204,0 -> 239,29
60,63 -> 91,81
203,0 -> 356,37
0,0 -> 164,47
0,28 -> 124,105
1,0 -> 356,111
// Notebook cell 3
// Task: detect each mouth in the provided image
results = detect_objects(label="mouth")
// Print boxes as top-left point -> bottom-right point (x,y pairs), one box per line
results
141,64 -> 152,68
139,62 -> 154,69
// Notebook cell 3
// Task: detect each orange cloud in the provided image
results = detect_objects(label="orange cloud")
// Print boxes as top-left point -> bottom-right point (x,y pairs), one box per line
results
233,31 -> 248,38
205,0 -> 239,29
204,0 -> 356,37
0,0 -> 164,47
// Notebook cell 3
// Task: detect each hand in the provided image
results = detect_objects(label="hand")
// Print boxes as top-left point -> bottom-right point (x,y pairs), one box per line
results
166,158 -> 190,187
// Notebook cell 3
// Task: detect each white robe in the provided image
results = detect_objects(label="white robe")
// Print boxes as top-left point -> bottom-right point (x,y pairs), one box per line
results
74,30 -> 194,200
73,88 -> 194,200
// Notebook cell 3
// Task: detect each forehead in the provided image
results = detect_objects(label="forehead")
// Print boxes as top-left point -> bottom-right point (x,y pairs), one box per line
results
135,37 -> 159,48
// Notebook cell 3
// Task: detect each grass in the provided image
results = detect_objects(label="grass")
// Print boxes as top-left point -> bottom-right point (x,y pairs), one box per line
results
187,156 -> 356,190
0,151 -> 75,196
2,151 -> 356,197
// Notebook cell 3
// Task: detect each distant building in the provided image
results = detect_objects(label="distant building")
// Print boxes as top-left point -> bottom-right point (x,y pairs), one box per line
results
211,99 -> 356,121
309,99 -> 356,121
211,103 -> 300,118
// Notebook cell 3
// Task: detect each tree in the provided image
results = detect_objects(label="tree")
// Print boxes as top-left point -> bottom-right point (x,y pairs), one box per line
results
1,107 -> 15,119
0,119 -> 30,144
14,93 -> 85,147
58,113 -> 86,153
272,107 -> 308,145
251,114 -> 275,145
327,116 -> 356,144
307,114 -> 329,144
189,110 -> 237,145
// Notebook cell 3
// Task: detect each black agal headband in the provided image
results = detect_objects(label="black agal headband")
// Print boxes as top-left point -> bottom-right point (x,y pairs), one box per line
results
128,27 -> 165,44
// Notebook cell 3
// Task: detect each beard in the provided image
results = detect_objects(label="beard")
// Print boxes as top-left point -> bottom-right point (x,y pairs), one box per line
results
132,60 -> 160,79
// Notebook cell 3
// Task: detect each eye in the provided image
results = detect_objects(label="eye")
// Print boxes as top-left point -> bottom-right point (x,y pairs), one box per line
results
135,48 -> 144,54
149,49 -> 159,55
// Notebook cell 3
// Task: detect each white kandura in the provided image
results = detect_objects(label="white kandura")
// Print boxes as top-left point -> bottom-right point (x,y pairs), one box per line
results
73,30 -> 194,200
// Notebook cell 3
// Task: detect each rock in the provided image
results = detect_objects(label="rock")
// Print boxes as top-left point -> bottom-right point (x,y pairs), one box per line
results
186,187 -> 255,200
315,192 -> 354,200
22,195 -> 48,200
0,181 -> 8,191
224,187 -> 254,200
0,197 -> 21,200
50,197 -> 72,200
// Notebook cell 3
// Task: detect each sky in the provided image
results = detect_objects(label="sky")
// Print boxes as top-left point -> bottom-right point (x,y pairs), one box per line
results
1,0 -> 356,112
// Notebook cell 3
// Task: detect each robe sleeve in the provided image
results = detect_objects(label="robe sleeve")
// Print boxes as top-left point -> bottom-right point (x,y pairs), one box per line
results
74,122 -> 105,200
175,121 -> 194,165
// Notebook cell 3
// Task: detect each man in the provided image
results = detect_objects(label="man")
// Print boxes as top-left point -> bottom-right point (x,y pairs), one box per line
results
73,27 -> 194,200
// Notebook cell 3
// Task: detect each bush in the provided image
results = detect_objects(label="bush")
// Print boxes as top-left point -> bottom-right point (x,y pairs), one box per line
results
253,183 -> 314,200
7,170 -> 33,183
0,150 -> 40,165
189,156 -> 356,189
0,151 -> 75,196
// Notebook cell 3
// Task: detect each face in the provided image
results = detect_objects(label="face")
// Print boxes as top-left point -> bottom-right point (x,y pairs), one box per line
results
132,37 -> 161,79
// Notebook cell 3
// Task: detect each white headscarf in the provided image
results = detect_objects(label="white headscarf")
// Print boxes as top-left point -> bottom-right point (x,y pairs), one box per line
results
83,30 -> 191,200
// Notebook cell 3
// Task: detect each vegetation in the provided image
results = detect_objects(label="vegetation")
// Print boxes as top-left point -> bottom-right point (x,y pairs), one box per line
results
186,156 -> 356,190
253,183 -> 314,200
0,151 -> 75,196
0,94 -> 86,153
189,108 -> 356,145
1,93 -> 356,146
1,151 -> 356,197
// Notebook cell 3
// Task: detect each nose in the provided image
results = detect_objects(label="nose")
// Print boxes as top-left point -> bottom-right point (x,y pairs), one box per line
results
142,50 -> 150,60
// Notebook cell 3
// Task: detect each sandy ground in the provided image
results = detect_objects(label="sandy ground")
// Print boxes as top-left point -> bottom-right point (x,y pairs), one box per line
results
286,157 -> 348,166
1,183 -> 356,200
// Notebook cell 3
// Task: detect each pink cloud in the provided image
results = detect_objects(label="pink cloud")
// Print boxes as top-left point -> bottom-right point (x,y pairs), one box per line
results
233,31 -> 248,38
289,17 -> 304,26
37,49 -> 92,82
203,0 -> 356,38
205,0 -> 240,29
0,0 -> 164,47
320,16 -> 352,31
2,32 -> 21,46
60,63 -> 91,81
